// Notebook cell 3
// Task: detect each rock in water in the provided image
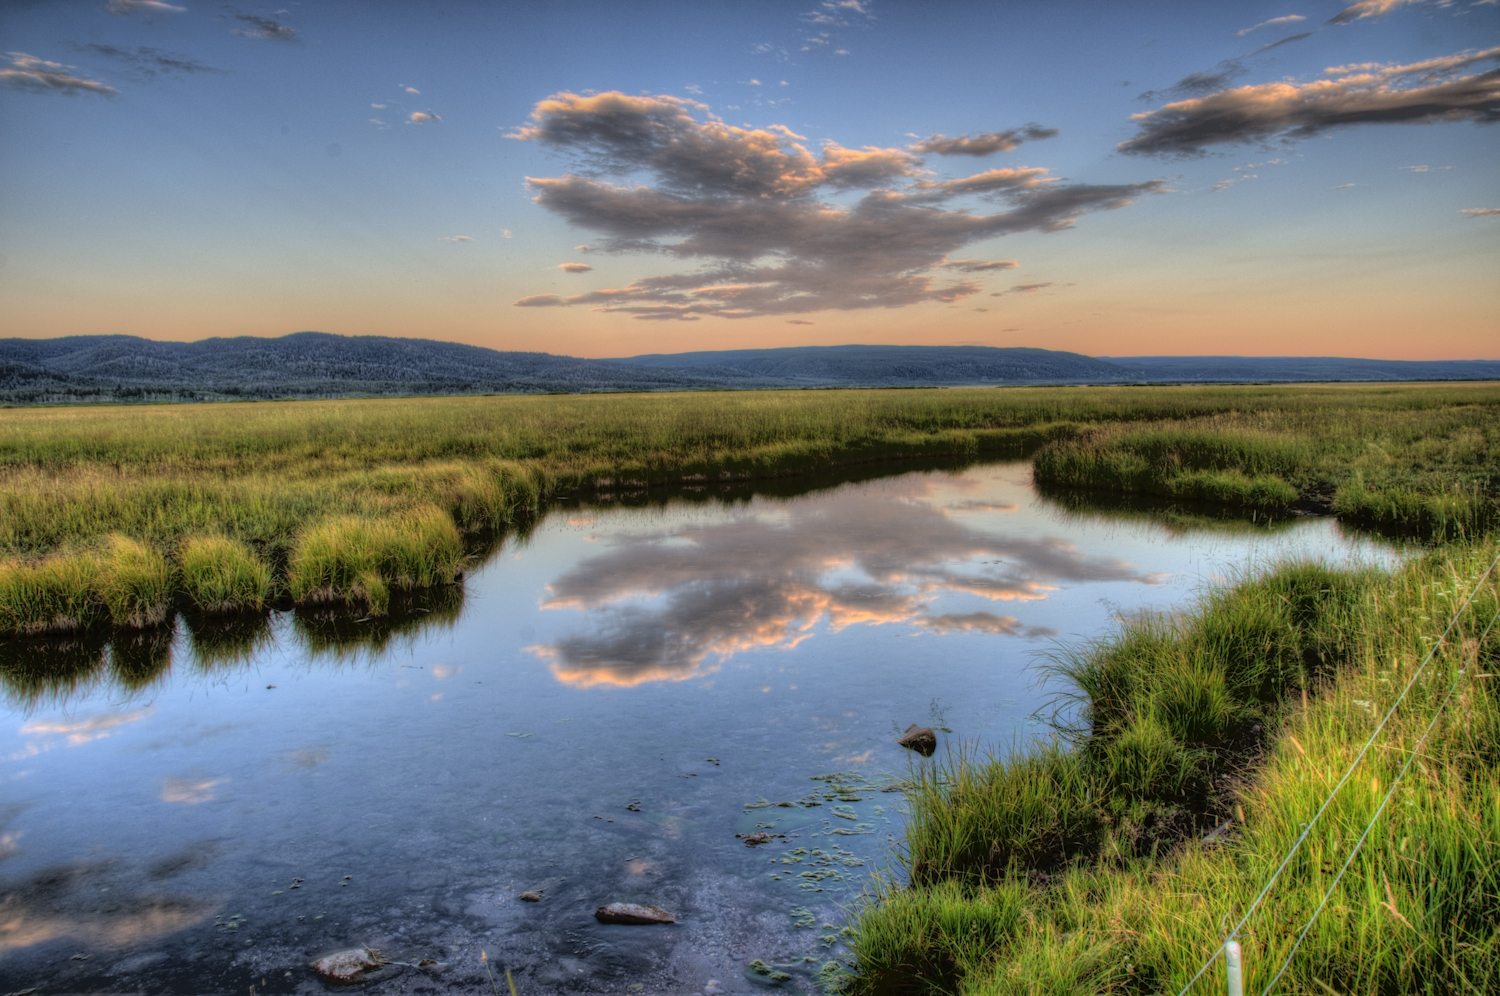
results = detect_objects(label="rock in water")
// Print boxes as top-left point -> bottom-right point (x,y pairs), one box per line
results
594,902 -> 676,925
741,831 -> 773,846
312,946 -> 386,982
898,724 -> 937,756
518,891 -> 544,902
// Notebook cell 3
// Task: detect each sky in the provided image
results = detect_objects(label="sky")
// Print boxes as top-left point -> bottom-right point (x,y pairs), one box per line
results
1,0 -> 1496,360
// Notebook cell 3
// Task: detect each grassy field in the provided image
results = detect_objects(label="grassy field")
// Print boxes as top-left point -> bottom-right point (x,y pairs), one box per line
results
0,382 -> 1496,632
844,542 -> 1499,996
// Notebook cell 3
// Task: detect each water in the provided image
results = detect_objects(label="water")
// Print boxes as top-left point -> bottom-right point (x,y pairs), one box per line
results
0,463 -> 1401,994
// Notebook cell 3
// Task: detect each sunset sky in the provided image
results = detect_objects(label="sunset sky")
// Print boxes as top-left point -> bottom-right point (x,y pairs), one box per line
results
1,0 -> 1496,359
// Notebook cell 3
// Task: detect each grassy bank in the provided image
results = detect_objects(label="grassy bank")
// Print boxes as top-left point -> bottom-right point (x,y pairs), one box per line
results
0,383 -> 1495,630
845,543 -> 1499,995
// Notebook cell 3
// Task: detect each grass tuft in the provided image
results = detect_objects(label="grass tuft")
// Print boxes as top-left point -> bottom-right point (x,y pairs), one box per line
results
97,535 -> 173,629
287,505 -> 463,615
178,535 -> 273,614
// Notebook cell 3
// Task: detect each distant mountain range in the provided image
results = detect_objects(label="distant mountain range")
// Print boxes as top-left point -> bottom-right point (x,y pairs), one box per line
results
1,333 -> 1496,405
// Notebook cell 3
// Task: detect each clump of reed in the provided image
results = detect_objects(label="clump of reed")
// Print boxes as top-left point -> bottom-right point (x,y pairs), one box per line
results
845,544 -> 1500,995
177,535 -> 273,614
0,535 -> 173,636
287,505 -> 463,616
1033,429 -> 1302,511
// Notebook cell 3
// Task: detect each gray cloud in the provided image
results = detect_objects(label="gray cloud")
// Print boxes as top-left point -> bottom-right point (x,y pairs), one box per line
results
511,91 -> 1162,319
1,52 -> 116,96
912,125 -> 1059,156
918,612 -> 1058,639
1008,282 -> 1054,293
234,15 -> 297,42
1249,32 -> 1313,55
73,44 -> 223,79
1461,207 -> 1500,216
943,258 -> 1019,272
1138,61 -> 1249,103
1122,47 -> 1500,157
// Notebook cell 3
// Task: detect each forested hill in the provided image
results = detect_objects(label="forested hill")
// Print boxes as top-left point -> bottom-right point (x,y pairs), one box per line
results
1,333 -> 1496,405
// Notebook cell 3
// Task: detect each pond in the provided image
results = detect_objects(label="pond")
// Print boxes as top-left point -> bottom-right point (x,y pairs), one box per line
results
0,462 -> 1402,994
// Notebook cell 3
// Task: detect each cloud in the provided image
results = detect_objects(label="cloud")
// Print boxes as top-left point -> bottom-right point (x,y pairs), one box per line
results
409,111 -> 440,124
1329,0 -> 1425,23
515,294 -> 568,307
509,92 -> 1161,319
943,258 -> 1019,272
1335,182 -> 1357,188
530,476 -> 1152,687
1461,207 -> 1500,216
913,125 -> 1059,156
441,235 -> 472,242
917,612 -> 1057,638
160,777 -> 225,804
73,44 -> 223,79
559,262 -> 593,272
1121,46 -> 1500,156
405,86 -> 421,94
1237,14 -> 1306,36
234,15 -> 297,42
503,229 -> 513,238
1249,32 -> 1313,55
786,319 -> 814,324
1,52 -> 116,96
107,0 -> 185,14
1138,61 -> 1250,103
1008,282 -> 1053,293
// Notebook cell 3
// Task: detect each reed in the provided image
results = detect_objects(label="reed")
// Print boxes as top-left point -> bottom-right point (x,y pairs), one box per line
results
844,544 -> 1500,995
177,535 -> 273,614
287,505 -> 464,615
0,383 -> 1494,632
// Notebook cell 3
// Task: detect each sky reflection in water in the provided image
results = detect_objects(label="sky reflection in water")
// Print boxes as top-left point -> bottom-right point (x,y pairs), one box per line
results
0,463 -> 1401,994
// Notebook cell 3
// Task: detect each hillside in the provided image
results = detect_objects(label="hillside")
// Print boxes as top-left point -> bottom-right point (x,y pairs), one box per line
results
2,334 -> 1497,405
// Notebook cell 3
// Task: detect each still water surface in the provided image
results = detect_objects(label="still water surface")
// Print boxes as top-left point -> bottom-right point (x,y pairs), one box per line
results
0,463 -> 1400,994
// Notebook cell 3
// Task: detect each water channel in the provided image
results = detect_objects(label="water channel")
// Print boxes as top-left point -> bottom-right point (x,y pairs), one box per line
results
0,462 -> 1402,994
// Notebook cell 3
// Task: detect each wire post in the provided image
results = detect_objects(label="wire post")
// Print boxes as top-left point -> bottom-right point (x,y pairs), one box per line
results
1224,940 -> 1244,996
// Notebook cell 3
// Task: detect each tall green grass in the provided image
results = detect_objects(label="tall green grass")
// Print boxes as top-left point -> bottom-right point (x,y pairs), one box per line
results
0,383 -> 1494,632
845,544 -> 1500,995
287,506 -> 463,615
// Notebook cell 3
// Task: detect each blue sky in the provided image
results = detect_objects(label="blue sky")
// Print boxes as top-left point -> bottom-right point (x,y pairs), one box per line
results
1,0 -> 1496,358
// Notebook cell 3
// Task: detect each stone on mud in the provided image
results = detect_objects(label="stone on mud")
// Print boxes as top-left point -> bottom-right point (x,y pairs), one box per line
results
593,902 -> 676,925
898,724 -> 937,756
312,946 -> 385,982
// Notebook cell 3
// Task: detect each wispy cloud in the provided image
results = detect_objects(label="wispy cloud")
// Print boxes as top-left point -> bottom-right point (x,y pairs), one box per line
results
107,0 -> 186,15
559,262 -> 593,272
1237,14 -> 1306,36
1122,46 -> 1500,157
1138,62 -> 1249,103
408,111 -> 440,124
1329,0 -> 1425,24
1006,282 -> 1054,294
912,125 -> 1058,156
441,235 -> 472,242
1,52 -> 116,96
234,15 -> 297,42
943,259 -> 1019,272
509,91 -> 1162,319
1460,207 -> 1500,216
73,43 -> 223,79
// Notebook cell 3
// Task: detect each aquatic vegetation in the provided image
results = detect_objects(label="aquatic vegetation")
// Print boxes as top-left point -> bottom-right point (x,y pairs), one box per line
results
287,505 -> 463,615
847,543 -> 1500,994
178,535 -> 273,614
0,383 -> 1493,634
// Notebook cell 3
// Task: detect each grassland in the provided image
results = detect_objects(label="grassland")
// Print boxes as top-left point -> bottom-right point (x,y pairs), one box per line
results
845,542 -> 1499,995
0,382 -> 1496,632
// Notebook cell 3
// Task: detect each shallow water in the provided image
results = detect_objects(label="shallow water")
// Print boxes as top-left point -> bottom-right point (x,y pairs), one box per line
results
0,463 -> 1401,994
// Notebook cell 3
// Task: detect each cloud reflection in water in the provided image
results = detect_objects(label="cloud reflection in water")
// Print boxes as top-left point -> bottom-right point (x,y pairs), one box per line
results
532,478 -> 1161,687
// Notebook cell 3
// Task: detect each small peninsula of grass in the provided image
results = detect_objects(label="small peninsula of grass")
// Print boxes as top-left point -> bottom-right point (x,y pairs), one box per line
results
0,382 -> 1496,630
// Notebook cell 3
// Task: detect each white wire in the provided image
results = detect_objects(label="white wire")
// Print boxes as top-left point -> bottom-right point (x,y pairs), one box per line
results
1258,605 -> 1500,995
1173,551 -> 1500,996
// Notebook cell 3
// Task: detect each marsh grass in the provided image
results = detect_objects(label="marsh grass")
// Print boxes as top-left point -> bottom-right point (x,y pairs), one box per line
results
846,545 -> 1500,995
287,506 -> 463,615
178,535 -> 273,614
0,383 -> 1494,632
